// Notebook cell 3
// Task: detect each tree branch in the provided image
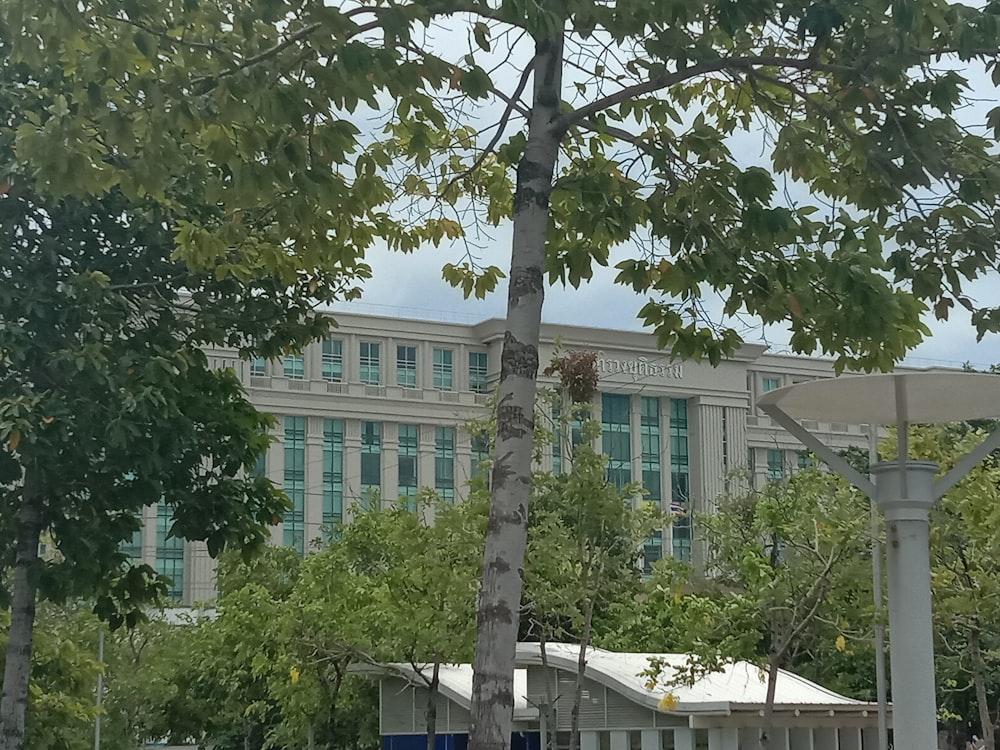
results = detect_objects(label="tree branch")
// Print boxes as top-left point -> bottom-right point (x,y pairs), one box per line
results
438,60 -> 535,197
555,55 -> 854,132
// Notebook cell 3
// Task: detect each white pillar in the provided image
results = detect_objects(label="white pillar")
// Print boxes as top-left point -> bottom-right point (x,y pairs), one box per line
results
580,732 -> 599,750
610,730 -> 629,750
858,728 -> 877,750
872,462 -> 939,750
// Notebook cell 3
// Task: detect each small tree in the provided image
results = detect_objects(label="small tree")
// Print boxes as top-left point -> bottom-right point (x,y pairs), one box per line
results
637,470 -> 871,749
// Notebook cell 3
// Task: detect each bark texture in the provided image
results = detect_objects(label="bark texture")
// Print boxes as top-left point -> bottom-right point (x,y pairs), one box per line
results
426,661 -> 441,750
970,627 -> 995,750
0,472 -> 44,750
468,32 -> 565,750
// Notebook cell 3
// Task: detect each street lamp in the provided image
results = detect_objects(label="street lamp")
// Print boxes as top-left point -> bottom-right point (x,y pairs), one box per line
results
758,372 -> 1000,750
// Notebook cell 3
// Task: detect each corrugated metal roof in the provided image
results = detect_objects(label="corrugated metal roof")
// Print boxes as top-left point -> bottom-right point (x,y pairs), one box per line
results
514,642 -> 885,717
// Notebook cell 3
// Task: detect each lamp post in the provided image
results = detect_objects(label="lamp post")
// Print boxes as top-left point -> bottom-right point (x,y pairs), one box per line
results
758,372 -> 1000,750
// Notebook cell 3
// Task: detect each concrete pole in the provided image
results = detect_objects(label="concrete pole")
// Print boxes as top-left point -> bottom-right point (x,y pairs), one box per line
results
868,430 -> 889,750
871,461 -> 939,750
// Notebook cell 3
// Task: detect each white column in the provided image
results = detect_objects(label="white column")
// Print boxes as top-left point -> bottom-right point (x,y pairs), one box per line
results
812,727 -> 837,750
872,462 -> 939,750
673,728 -> 694,750
268,427 -> 285,545
610,730 -> 628,750
305,417 -> 325,550
690,401 -> 725,514
581,732 -> 599,750
381,422 -> 399,508
856,728 -> 875,750
342,420 -> 362,523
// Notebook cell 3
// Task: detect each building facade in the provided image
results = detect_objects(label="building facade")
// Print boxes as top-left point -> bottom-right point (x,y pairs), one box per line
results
129,313 -> 880,603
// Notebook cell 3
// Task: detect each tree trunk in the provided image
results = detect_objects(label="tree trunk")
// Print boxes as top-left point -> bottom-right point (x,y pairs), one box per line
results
468,32 -> 565,750
538,630 -> 558,750
0,471 -> 44,750
970,627 -> 995,749
758,656 -> 780,750
426,661 -> 441,750
568,598 -> 595,750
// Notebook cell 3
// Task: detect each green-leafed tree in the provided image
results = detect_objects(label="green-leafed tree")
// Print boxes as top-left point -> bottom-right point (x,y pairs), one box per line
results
8,5 -> 1000,750
304,495 -> 485,750
525,381 -> 660,750
897,426 -> 1000,749
619,470 -> 872,749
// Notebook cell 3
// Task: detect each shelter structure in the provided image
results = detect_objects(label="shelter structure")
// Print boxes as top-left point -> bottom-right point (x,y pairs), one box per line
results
362,643 -> 889,750
759,371 -> 1000,750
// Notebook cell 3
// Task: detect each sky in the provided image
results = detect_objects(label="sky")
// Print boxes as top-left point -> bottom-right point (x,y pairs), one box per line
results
339,11 -> 1000,372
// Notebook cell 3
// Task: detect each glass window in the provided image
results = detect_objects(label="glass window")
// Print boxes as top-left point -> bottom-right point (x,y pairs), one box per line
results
397,345 -> 417,388
471,433 -> 491,483
762,377 -> 781,392
155,503 -> 184,600
670,398 -> 690,563
283,354 -> 305,379
250,357 -> 266,377
398,424 -> 419,510
469,351 -> 489,393
322,339 -> 343,382
602,393 -> 631,489
797,451 -> 814,470
361,421 -> 382,505
360,342 -> 380,385
435,426 -> 455,503
121,527 -> 142,561
767,448 -> 785,480
433,349 -> 453,391
284,416 -> 306,554
323,419 -> 344,536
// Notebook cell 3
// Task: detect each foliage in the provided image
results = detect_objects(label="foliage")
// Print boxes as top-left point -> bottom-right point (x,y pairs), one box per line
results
0,605 -> 99,750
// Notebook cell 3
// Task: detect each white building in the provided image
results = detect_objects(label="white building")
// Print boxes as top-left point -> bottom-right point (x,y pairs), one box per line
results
128,313 -> 883,603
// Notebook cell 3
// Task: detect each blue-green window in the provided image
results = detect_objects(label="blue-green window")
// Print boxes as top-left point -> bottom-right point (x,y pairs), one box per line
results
322,339 -> 343,382
397,346 -> 417,388
122,528 -> 142,561
284,354 -> 304,379
469,351 -> 489,393
155,503 -> 184,600
284,416 -> 306,554
433,349 -> 453,391
767,449 -> 785,480
762,377 -> 781,392
602,393 -> 631,489
323,419 -> 344,535
361,421 -> 382,505
398,424 -> 419,510
641,397 -> 662,570
670,398 -> 691,563
435,426 -> 455,503
471,433 -> 491,483
360,342 -> 380,385
250,357 -> 266,377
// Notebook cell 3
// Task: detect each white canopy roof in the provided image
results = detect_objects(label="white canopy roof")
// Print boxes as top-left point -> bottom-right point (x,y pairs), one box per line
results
514,642 -> 886,719
757,371 -> 1000,425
